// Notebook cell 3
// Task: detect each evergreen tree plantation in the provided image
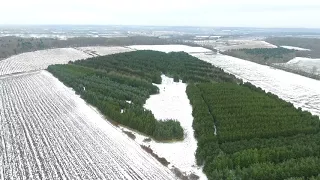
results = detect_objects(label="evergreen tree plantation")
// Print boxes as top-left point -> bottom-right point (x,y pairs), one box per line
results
48,50 -> 320,179
187,83 -> 320,180
48,50 -> 237,141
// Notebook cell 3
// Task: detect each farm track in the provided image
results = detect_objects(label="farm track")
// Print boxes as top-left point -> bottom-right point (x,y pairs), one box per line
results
0,71 -> 175,180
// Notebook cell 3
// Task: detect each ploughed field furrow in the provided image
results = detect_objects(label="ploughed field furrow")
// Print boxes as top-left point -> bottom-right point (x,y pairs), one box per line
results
0,71 -> 175,180
0,48 -> 91,77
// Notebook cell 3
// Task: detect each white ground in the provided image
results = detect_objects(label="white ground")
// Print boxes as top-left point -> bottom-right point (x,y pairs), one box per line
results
276,57 -> 320,75
194,53 -> 320,117
0,48 -> 91,76
77,46 -> 133,56
194,40 -> 277,52
281,46 -> 311,51
0,70 -> 176,180
120,75 -> 207,180
128,45 -> 211,53
0,47 -> 135,76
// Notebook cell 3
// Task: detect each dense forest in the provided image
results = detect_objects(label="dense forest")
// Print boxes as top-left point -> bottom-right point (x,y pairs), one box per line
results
48,50 -> 238,141
187,83 -> 320,180
222,47 -> 296,64
0,36 -> 197,60
266,37 -> 320,58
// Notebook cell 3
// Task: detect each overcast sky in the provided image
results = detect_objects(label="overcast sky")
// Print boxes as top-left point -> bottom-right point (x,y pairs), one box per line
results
1,0 -> 320,28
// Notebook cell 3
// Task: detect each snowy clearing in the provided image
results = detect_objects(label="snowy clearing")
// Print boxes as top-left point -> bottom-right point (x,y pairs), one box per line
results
281,46 -> 311,51
144,75 -> 207,179
120,75 -> 207,180
0,48 -> 91,76
129,45 -> 211,53
77,46 -> 134,56
0,70 -> 175,180
194,53 -> 320,117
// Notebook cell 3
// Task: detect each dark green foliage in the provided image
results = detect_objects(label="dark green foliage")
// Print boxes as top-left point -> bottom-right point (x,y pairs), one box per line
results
154,120 -> 184,141
173,75 -> 180,82
187,82 -> 320,180
199,83 -> 319,142
266,37 -> 320,58
72,50 -> 239,84
222,47 -> 296,64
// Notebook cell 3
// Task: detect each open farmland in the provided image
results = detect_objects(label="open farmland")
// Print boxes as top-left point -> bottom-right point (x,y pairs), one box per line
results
274,57 -> 320,78
194,40 -> 277,52
0,47 -> 133,76
0,70 -> 176,180
128,45 -> 211,53
0,48 -> 91,76
76,46 -> 133,56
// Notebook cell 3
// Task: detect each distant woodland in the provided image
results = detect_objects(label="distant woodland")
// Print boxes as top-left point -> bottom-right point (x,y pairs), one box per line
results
0,36 -> 184,60
266,37 -> 320,58
222,47 -> 296,64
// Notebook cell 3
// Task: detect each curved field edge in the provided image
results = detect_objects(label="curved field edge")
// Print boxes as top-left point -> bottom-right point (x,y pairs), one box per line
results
0,70 -> 176,180
186,83 -> 320,180
47,50 -> 239,141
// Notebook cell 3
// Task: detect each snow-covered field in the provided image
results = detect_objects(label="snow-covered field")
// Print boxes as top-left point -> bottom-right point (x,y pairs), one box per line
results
0,48 -> 91,76
129,45 -> 211,53
0,71 -> 175,180
0,47 -> 135,76
194,40 -> 277,52
281,46 -> 311,51
194,53 -> 320,116
276,57 -> 320,75
77,46 -> 133,56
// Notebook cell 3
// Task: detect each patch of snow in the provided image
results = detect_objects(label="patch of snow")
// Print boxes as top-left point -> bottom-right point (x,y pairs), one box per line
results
281,46 -> 311,51
129,45 -> 211,53
77,46 -> 133,56
194,53 -> 320,117
194,40 -> 277,52
142,75 -> 207,179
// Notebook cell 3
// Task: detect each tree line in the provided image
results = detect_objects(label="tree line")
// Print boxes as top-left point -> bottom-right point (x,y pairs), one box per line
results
222,47 -> 296,64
